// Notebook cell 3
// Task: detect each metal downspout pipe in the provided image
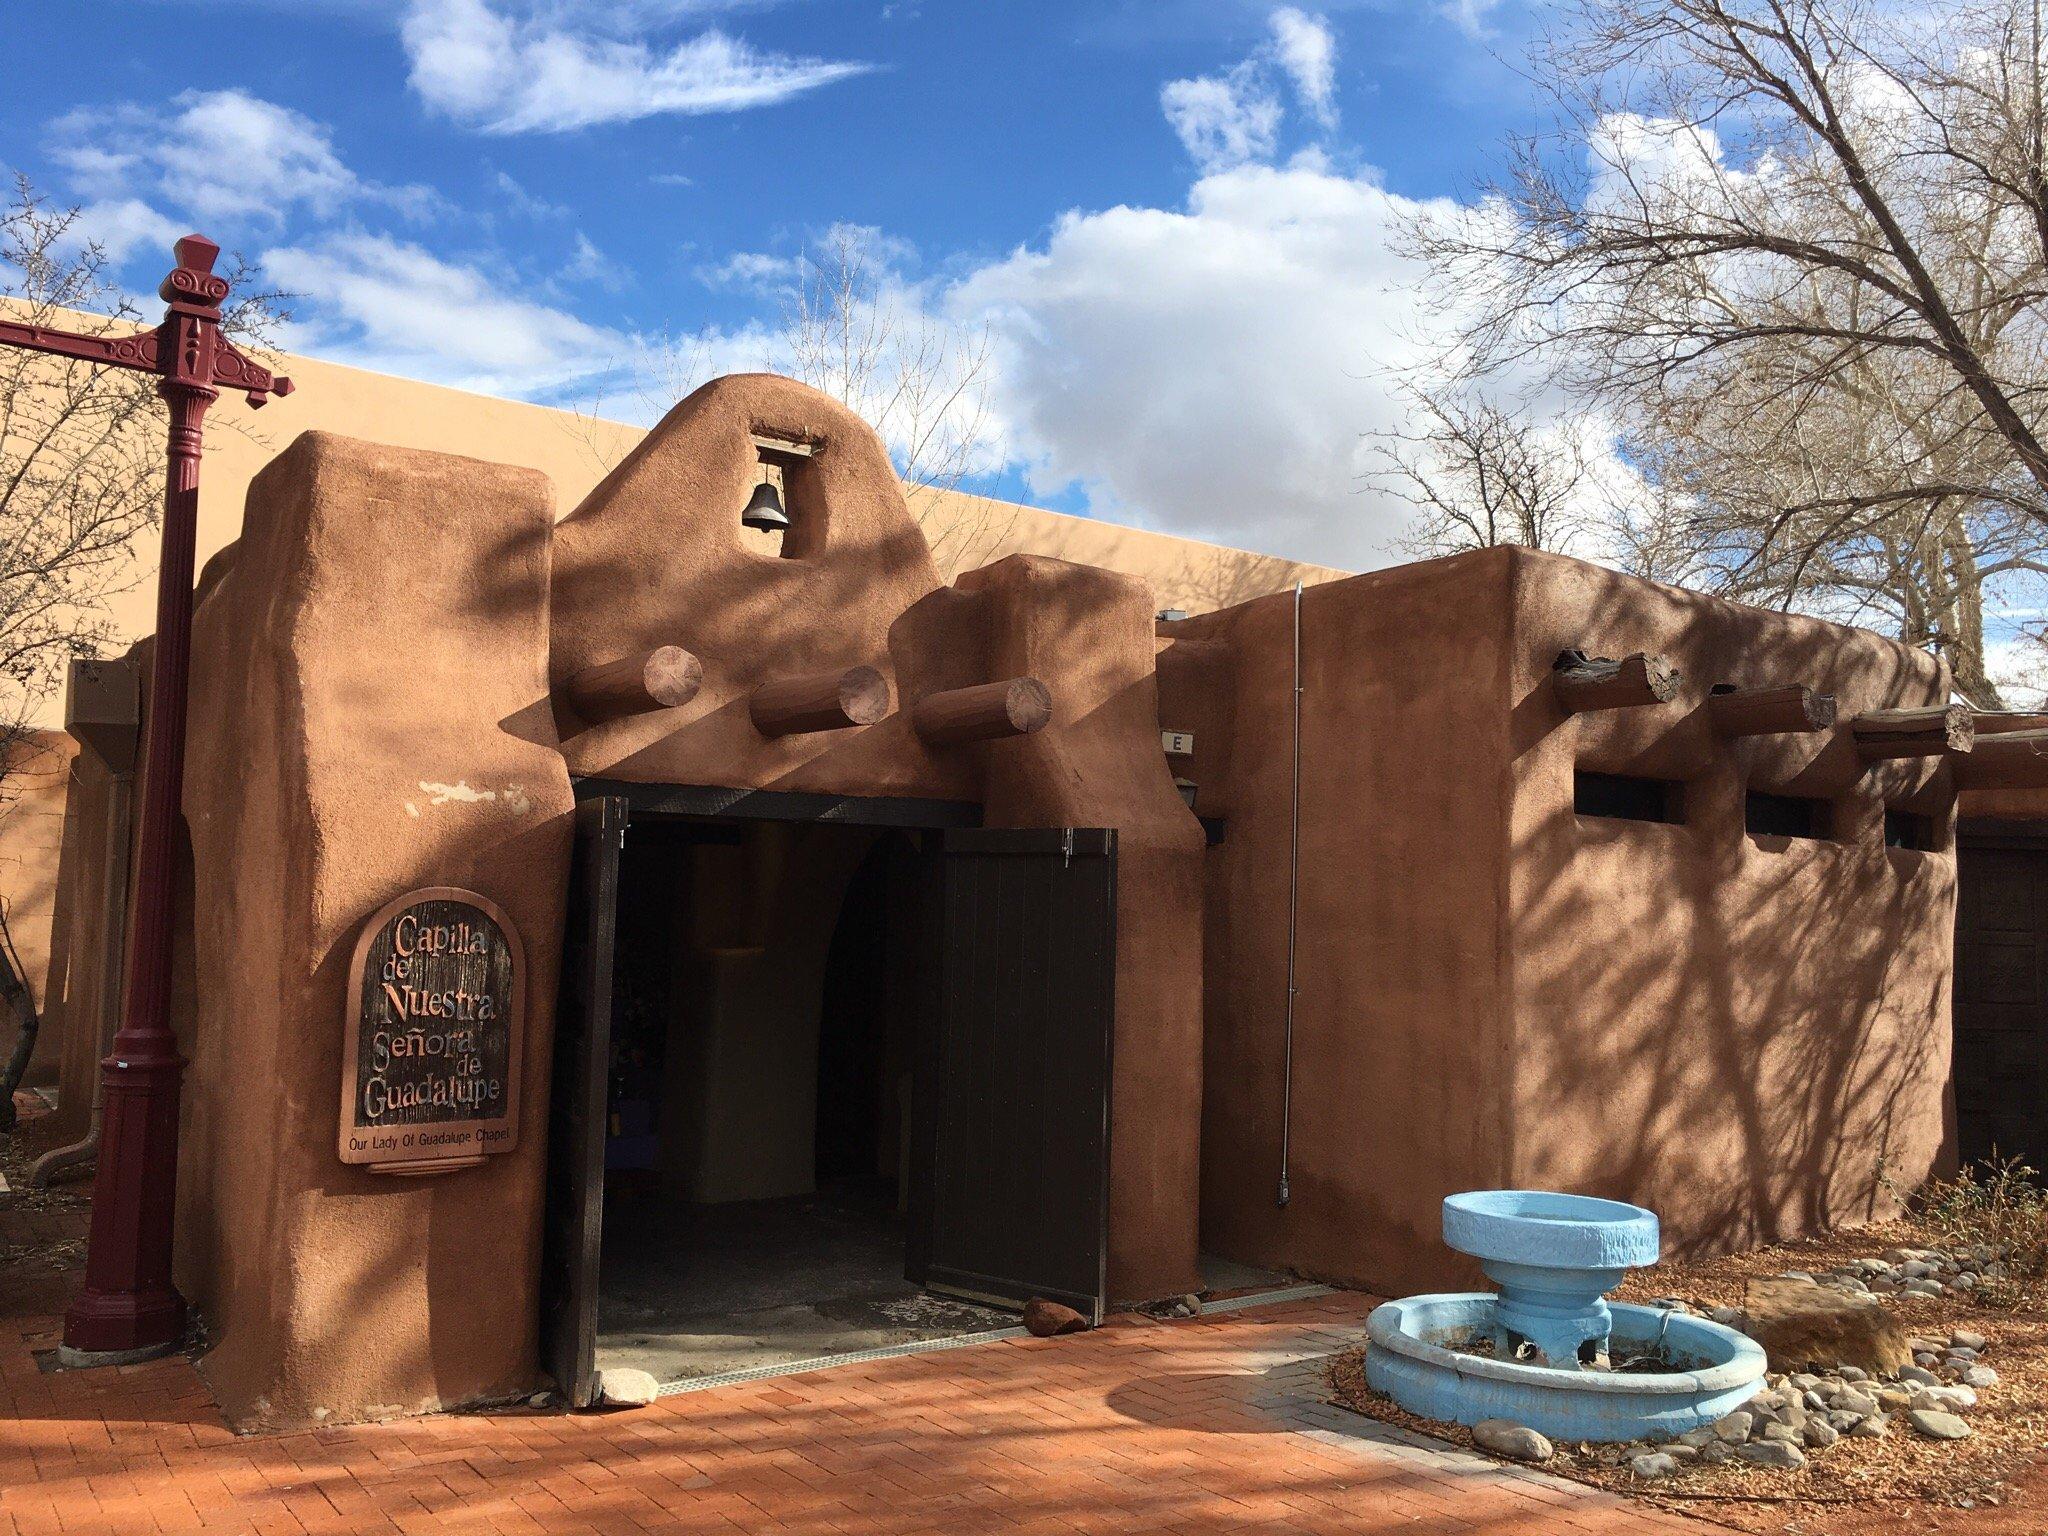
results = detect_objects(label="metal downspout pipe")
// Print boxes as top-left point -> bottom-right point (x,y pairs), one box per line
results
1279,580 -> 1302,1207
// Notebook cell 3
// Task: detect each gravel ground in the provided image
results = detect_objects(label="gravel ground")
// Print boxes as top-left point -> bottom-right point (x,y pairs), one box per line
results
1326,1219 -> 2048,1535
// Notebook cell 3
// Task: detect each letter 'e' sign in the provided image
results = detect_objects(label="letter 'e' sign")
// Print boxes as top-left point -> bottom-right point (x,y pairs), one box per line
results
338,888 -> 522,1174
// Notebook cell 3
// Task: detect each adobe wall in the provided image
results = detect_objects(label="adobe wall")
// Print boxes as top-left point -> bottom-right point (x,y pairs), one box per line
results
175,432 -> 574,1431
1505,549 -> 1953,1256
551,374 -> 1206,1302
0,731 -> 81,1081
1175,552 -> 1515,1298
1181,546 -> 1955,1295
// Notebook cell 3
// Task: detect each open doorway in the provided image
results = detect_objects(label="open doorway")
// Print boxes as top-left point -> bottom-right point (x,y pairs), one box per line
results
591,817 -> 1007,1387
543,789 -> 1120,1407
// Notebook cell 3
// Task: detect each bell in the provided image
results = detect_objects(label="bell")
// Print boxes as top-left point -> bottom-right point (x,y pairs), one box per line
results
741,479 -> 790,532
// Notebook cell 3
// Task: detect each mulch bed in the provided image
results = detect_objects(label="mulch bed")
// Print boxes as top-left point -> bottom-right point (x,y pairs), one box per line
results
1326,1219 -> 2048,1535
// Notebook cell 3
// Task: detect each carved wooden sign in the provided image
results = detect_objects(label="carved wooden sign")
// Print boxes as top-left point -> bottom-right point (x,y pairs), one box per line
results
338,887 -> 522,1175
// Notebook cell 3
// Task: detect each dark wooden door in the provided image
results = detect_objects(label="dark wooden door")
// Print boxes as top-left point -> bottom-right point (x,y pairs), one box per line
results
1955,827 -> 2048,1170
910,827 -> 1116,1323
539,795 -> 627,1408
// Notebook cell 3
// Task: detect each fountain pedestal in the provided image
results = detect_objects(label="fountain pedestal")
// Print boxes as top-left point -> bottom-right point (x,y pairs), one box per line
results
1442,1190 -> 1661,1368
1363,1190 -> 1767,1442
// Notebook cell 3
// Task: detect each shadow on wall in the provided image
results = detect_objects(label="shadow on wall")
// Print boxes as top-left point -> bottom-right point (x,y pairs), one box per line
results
1505,566 -> 1953,1260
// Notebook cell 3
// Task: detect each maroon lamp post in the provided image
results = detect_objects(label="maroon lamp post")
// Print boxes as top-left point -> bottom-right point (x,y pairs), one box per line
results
0,235 -> 292,1362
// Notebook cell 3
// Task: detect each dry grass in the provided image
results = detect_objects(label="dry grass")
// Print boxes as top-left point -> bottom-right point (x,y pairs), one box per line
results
1327,1218 -> 2048,1534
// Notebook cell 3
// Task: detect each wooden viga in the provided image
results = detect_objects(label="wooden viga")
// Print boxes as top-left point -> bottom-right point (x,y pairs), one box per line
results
1850,705 -> 1975,761
1552,650 -> 1681,713
1707,683 -> 1837,737
563,645 -> 704,721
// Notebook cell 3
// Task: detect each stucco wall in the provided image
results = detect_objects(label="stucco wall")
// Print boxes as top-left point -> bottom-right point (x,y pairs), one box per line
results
0,732 -> 80,1084
174,432 -> 574,1430
1183,546 -> 1954,1295
0,298 -> 1344,736
550,374 -> 1207,1303
1178,553 -> 1514,1298
1505,550 -> 1953,1255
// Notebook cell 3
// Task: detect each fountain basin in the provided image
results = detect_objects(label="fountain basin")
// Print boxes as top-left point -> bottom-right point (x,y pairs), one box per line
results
1365,1293 -> 1766,1442
1442,1190 -> 1661,1367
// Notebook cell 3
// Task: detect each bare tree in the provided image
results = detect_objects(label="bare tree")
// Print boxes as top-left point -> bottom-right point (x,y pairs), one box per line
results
0,178 -> 283,783
597,226 -> 1008,573
1366,379 -> 1605,558
1408,0 -> 2048,699
782,225 -> 1000,562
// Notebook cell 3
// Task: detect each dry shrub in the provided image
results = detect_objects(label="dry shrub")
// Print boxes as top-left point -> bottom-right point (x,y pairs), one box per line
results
1906,1156 -> 2048,1309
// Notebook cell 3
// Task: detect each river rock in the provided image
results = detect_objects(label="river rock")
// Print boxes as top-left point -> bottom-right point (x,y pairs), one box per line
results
1803,1420 -> 1839,1449
1908,1408 -> 1972,1441
1738,1440 -> 1808,1470
596,1368 -> 660,1408
1023,1299 -> 1089,1337
1740,1278 -> 1913,1375
1851,1413 -> 1890,1438
1898,1364 -> 1940,1386
1964,1366 -> 1999,1388
1712,1411 -> 1754,1443
1472,1420 -> 1553,1462
1952,1330 -> 1988,1352
1631,1452 -> 1679,1480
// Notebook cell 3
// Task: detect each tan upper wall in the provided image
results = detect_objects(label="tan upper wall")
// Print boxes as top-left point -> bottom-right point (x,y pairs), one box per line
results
3,300 -> 1347,728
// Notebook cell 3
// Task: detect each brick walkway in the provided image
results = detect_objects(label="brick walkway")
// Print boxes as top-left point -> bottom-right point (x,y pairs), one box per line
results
0,1277 -> 1723,1536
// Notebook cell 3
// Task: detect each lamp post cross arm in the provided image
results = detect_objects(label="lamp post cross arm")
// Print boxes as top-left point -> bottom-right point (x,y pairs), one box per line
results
0,236 -> 292,408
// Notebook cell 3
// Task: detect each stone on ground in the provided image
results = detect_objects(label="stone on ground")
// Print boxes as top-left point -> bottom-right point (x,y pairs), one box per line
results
596,1368 -> 660,1408
1738,1278 -> 1913,1375
1907,1408 -> 1972,1441
1737,1439 -> 1808,1470
1963,1365 -> 1999,1388
1630,1452 -> 1678,1479
1471,1420 -> 1553,1462
1023,1299 -> 1090,1337
1711,1411 -> 1754,1443
1952,1330 -> 1989,1352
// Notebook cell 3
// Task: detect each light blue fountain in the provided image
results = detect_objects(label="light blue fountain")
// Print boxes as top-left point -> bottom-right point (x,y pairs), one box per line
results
1364,1191 -> 1767,1443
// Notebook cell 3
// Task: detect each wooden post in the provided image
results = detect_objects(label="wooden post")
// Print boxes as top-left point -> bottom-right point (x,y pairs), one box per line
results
1952,729 -> 2048,789
1552,650 -> 1680,713
1851,704 -> 1974,760
913,677 -> 1053,747
1708,683 -> 1837,737
750,665 -> 891,737
565,645 -> 703,721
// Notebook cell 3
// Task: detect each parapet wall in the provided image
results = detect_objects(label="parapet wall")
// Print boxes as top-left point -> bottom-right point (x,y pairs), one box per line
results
1182,545 -> 1954,1296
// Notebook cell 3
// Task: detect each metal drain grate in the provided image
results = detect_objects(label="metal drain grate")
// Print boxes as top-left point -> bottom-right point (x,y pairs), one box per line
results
643,1283 -> 1339,1398
1203,1283 -> 1336,1314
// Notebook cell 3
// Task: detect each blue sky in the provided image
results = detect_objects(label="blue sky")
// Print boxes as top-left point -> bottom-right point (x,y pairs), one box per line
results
1,1 -> 1556,567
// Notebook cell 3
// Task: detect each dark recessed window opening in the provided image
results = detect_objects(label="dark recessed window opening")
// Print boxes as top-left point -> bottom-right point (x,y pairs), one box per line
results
1574,771 -> 1682,825
1745,791 -> 1826,840
1886,809 -> 1937,851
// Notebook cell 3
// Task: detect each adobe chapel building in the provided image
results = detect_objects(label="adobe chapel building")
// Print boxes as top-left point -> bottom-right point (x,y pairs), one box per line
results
5,365 -> 1991,1432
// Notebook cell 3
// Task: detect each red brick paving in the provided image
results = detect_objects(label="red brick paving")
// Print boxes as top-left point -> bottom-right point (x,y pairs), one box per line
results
2,1095 -> 1721,1535
0,1286 -> 1725,1535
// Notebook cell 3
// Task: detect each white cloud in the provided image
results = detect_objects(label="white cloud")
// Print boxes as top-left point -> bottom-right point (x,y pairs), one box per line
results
1270,8 -> 1338,127
1442,0 -> 1507,40
64,198 -> 186,265
953,161 -> 1465,569
1160,7 -> 1341,173
262,233 -> 647,401
50,89 -> 430,227
1161,65 -> 1283,173
401,0 -> 870,134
